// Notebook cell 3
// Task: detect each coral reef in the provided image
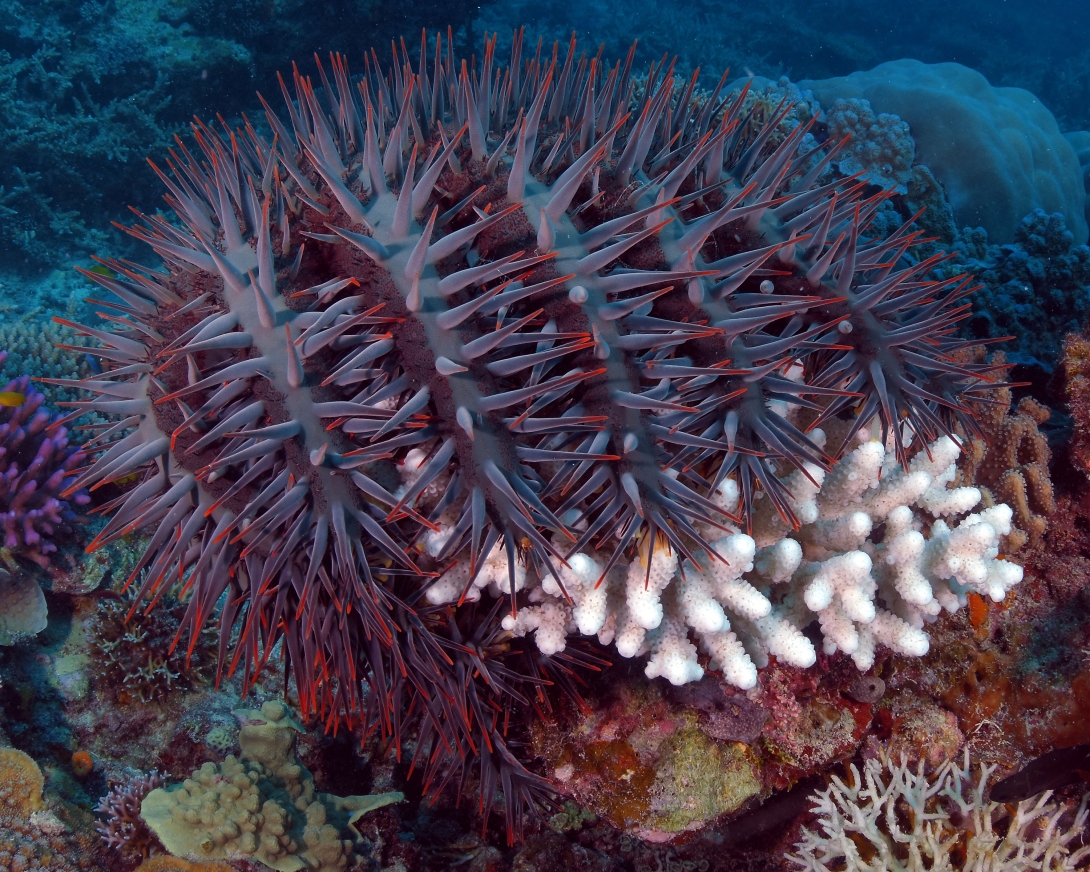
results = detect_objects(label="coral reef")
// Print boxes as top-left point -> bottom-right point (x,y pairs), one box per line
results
0,315 -> 99,417
57,28 -> 1004,833
531,672 -> 764,841
86,586 -> 218,704
0,747 -> 109,872
0,0 -> 491,271
94,769 -> 166,859
822,97 -> 915,193
135,859 -> 236,872
477,0 -> 1090,137
789,749 -> 1090,871
1064,333 -> 1090,483
0,748 -> 45,815
954,349 -> 1055,553
140,701 -> 402,872
801,60 -> 1088,245
888,488 -> 1090,763
951,210 -> 1090,371
0,350 -> 90,568
501,434 -> 1022,688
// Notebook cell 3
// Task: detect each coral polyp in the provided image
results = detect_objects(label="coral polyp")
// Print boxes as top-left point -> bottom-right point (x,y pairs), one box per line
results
57,30 -> 997,831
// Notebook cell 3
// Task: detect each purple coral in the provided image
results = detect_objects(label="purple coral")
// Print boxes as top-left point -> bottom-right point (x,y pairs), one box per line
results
0,351 -> 89,566
94,770 -> 165,858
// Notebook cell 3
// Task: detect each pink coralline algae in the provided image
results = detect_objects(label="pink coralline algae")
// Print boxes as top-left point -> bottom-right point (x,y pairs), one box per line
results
0,350 -> 90,566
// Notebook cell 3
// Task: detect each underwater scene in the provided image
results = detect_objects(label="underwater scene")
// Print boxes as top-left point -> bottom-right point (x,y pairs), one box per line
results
3,0 -> 1090,869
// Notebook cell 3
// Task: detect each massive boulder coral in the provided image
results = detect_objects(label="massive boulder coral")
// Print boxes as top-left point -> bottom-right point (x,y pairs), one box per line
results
498,432 -> 1022,687
1067,130 -> 1090,232
58,30 -> 999,829
802,60 -> 1088,245
139,701 -> 401,872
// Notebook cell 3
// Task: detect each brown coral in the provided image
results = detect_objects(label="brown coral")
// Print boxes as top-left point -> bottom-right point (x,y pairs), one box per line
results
1063,332 -> 1090,483
955,348 -> 1055,552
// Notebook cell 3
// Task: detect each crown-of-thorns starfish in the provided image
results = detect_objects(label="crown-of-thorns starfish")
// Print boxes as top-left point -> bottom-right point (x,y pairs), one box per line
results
52,28 -> 996,838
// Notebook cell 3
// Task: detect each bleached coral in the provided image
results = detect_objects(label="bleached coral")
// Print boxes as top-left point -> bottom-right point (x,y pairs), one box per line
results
788,749 -> 1090,871
431,431 -> 1023,688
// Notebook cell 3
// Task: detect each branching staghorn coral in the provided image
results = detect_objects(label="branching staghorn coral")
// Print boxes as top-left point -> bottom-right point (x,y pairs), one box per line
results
789,749 -> 1090,871
56,29 -> 1000,834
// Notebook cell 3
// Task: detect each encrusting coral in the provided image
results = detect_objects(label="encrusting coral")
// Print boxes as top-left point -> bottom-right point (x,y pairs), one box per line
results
789,749 -> 1090,871
500,431 -> 1023,687
134,859 -> 235,872
0,747 -> 107,872
0,748 -> 44,816
139,701 -> 402,872
55,28 -> 1006,833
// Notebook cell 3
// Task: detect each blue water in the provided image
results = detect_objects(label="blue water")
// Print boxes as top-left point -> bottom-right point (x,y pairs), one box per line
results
0,0 -> 1088,284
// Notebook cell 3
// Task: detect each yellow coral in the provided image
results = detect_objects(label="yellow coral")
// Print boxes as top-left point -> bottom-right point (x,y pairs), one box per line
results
140,701 -> 402,872
0,747 -> 44,815
955,349 -> 1055,552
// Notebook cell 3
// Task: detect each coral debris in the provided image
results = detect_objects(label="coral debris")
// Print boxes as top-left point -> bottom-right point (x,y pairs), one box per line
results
59,29 -> 1000,832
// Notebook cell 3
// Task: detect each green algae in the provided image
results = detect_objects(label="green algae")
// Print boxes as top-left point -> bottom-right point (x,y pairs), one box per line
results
643,715 -> 761,837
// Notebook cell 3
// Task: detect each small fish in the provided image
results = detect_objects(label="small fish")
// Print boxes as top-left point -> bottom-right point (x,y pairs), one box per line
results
0,391 -> 26,407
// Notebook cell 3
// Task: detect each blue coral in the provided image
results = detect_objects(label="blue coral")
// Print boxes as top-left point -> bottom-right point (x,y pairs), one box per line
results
954,209 -> 1090,371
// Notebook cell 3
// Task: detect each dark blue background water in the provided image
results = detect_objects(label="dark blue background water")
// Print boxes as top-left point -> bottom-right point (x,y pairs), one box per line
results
0,0 -> 1087,281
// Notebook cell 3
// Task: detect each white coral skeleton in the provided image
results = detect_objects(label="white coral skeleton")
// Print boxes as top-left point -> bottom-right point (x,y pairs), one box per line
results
789,749 -> 1090,871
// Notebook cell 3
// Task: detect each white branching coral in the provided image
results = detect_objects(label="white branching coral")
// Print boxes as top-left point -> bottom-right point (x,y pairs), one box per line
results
428,430 -> 1023,688
788,750 -> 1090,871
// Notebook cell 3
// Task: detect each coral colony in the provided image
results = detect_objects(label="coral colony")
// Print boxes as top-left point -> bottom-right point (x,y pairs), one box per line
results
55,30 -> 1020,834
0,351 -> 89,567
